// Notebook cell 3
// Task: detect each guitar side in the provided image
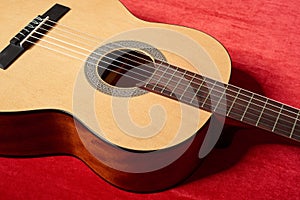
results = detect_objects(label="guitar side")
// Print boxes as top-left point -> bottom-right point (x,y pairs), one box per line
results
0,109 -> 215,192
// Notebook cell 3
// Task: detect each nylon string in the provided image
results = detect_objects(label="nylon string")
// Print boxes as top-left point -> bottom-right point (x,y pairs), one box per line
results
21,19 -> 300,137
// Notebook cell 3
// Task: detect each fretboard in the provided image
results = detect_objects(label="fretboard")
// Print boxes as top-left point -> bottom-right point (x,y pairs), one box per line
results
141,62 -> 300,142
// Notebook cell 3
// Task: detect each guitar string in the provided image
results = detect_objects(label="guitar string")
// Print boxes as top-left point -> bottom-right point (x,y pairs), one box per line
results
25,28 -> 300,131
27,29 -> 300,128
28,31 -> 299,123
30,31 -> 156,77
41,20 -> 300,118
23,44 -> 299,139
38,27 -> 101,51
24,38 -> 300,138
41,20 -> 300,119
22,21 -> 300,128
27,28 -> 300,128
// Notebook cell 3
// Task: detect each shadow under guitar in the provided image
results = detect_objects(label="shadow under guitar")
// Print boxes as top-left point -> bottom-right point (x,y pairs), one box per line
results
184,63 -> 300,186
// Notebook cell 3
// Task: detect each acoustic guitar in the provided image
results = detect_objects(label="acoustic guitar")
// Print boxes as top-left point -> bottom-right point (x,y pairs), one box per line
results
0,0 -> 299,193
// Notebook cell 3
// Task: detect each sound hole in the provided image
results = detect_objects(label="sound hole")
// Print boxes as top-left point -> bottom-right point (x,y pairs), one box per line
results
97,49 -> 155,88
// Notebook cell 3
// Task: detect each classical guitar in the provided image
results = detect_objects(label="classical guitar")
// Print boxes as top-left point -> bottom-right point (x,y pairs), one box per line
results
0,0 -> 299,193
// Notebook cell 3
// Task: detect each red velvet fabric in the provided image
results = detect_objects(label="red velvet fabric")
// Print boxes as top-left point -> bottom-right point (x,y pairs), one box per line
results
1,0 -> 299,199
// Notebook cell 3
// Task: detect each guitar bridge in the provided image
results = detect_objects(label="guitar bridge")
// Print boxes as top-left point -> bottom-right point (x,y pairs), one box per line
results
0,4 -> 70,70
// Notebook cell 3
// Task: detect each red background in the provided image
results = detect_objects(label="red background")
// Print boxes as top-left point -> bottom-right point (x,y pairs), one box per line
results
1,0 -> 299,199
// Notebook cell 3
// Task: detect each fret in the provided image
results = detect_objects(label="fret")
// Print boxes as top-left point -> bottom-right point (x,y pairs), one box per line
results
157,65 -> 183,98
170,70 -> 187,100
189,76 -> 206,107
213,84 -> 227,113
201,80 -> 217,109
242,94 -> 266,126
144,62 -> 163,90
184,70 -> 196,80
224,85 -> 240,113
178,71 -> 190,101
177,71 -> 199,103
166,70 -> 182,94
256,99 -> 268,126
290,110 -> 300,138
226,86 -> 240,116
160,66 -> 178,92
227,89 -> 252,121
202,81 -> 225,111
272,104 -> 284,132
152,62 -> 169,92
215,82 -> 230,112
256,100 -> 282,132
189,76 -> 204,103
271,104 -> 299,138
240,92 -> 254,121
143,63 -> 171,94
143,73 -> 156,90
291,118 -> 300,140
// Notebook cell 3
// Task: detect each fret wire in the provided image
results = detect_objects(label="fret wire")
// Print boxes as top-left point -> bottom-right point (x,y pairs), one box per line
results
160,65 -> 177,92
213,84 -> 227,112
272,104 -> 284,132
226,88 -> 241,116
255,99 -> 268,126
178,71 -> 188,100
170,70 -> 185,98
179,72 -> 196,100
290,110 -> 300,138
143,68 -> 156,89
189,76 -> 206,104
241,93 -> 254,121
152,62 -> 169,91
201,80 -> 217,108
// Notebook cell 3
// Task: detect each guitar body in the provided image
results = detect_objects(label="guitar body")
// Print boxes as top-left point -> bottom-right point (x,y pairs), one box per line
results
0,0 -> 231,192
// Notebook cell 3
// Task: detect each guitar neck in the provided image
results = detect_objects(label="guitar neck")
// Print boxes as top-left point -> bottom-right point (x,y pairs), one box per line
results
141,62 -> 300,142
